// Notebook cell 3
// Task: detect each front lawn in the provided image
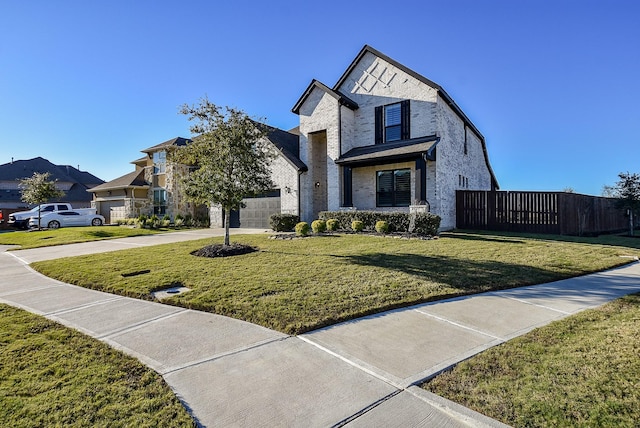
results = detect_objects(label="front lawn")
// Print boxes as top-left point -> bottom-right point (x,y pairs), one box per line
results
0,304 -> 194,427
423,293 -> 640,427
30,232 -> 640,334
0,226 -> 176,249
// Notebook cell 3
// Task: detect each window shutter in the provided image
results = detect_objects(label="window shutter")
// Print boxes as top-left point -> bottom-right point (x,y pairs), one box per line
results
375,106 -> 383,144
401,100 -> 410,140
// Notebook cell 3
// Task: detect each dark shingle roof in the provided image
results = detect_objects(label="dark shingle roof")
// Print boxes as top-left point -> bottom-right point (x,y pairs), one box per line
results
291,79 -> 359,115
335,136 -> 439,167
0,157 -> 103,185
141,137 -> 192,153
87,169 -> 149,192
264,126 -> 307,172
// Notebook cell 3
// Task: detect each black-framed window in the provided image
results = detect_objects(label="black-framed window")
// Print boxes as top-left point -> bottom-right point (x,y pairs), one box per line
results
384,103 -> 401,142
376,168 -> 411,207
375,100 -> 410,144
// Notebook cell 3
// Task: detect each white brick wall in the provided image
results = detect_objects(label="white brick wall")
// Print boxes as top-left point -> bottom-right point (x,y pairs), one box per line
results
295,50 -> 494,231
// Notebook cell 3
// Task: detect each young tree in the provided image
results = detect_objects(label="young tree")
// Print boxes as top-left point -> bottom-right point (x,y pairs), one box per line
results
19,172 -> 65,229
607,172 -> 640,236
170,97 -> 275,246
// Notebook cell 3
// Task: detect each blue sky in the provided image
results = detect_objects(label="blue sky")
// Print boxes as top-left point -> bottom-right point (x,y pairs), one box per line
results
1,0 -> 638,195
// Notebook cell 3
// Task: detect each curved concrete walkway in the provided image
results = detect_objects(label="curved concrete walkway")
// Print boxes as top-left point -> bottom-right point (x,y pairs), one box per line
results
2,229 -> 640,427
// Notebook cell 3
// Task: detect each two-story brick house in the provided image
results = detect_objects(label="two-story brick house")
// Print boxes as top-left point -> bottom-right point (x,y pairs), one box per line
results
286,45 -> 498,230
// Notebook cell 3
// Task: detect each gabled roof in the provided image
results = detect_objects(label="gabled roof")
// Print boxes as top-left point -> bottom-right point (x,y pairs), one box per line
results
291,79 -> 359,115
336,136 -> 439,167
262,125 -> 307,172
0,157 -> 104,185
87,169 -> 149,192
141,137 -> 192,153
334,45 -> 498,189
131,156 -> 148,165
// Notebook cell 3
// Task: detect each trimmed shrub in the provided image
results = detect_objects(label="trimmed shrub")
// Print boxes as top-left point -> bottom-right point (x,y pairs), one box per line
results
269,213 -> 300,232
351,220 -> 364,233
174,218 -> 184,228
375,220 -> 389,234
136,214 -> 148,228
295,222 -> 310,236
311,220 -> 326,234
326,218 -> 339,232
149,215 -> 160,229
413,212 -> 441,236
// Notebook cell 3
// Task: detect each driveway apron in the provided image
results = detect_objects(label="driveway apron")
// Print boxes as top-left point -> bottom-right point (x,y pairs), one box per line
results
2,230 -> 639,427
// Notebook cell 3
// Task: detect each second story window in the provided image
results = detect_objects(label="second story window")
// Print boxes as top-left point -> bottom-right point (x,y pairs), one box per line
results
375,100 -> 410,144
153,151 -> 166,174
384,103 -> 401,142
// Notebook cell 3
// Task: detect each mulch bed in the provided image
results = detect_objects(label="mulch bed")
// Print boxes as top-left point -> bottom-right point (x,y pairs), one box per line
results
191,243 -> 259,258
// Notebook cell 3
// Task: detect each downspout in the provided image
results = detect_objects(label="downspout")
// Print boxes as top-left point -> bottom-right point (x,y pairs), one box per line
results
337,102 -> 343,207
298,170 -> 303,219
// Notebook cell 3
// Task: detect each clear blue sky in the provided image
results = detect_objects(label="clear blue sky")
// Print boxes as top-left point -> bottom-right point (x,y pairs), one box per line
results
1,0 -> 638,195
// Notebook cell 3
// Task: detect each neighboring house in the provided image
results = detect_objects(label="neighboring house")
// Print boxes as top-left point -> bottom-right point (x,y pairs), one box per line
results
0,157 -> 104,209
88,137 -> 207,224
290,45 -> 498,230
92,45 -> 498,230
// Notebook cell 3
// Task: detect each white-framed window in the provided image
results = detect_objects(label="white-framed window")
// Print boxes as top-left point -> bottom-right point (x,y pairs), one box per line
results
153,151 -> 166,174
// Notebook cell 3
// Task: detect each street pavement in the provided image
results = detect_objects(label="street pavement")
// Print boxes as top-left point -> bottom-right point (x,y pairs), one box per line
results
2,229 -> 640,427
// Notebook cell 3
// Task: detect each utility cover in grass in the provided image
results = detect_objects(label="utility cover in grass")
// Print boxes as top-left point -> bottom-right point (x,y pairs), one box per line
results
191,243 -> 258,258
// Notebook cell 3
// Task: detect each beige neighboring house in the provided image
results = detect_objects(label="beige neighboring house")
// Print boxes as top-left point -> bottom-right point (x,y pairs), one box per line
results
88,137 -> 205,224
90,130 -> 306,227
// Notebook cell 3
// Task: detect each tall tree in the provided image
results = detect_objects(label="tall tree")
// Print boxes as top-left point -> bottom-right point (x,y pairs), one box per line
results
608,172 -> 640,236
19,172 -> 65,229
170,97 -> 275,246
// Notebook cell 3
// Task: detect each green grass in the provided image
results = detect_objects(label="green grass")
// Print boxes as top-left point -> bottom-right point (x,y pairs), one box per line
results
0,304 -> 195,427
0,226 -> 177,249
30,231 -> 640,334
423,293 -> 640,427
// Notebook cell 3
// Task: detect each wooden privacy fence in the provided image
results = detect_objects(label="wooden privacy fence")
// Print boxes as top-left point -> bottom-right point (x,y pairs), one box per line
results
456,191 -> 628,235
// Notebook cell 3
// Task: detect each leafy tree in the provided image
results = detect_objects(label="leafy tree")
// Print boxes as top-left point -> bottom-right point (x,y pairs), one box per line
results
170,97 -> 275,246
607,172 -> 640,236
19,172 -> 65,229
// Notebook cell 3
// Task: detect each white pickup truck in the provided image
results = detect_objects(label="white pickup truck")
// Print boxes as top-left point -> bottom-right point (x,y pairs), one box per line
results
8,203 -> 96,229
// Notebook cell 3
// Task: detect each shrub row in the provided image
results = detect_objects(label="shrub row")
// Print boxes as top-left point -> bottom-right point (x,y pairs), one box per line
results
318,210 -> 441,236
116,213 -> 210,229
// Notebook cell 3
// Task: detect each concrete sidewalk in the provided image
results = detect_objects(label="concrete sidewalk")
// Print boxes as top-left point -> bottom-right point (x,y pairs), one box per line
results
2,232 -> 640,427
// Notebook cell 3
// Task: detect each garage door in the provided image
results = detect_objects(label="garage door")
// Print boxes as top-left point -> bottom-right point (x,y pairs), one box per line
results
99,200 -> 125,224
240,194 -> 281,229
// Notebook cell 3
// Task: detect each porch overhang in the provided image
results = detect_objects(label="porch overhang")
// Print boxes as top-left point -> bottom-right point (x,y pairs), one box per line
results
335,136 -> 438,168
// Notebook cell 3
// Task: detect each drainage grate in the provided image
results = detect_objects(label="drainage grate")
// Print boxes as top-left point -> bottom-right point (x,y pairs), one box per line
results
151,286 -> 191,300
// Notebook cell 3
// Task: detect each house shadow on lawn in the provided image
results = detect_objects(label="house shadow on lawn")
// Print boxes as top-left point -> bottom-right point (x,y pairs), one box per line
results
447,229 -> 640,250
336,252 -> 576,293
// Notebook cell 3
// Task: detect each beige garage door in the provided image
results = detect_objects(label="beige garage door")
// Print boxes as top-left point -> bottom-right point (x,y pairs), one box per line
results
240,196 -> 281,229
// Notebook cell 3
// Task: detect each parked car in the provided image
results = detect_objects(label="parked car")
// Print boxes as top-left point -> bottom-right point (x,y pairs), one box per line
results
9,203 -> 96,229
28,211 -> 105,229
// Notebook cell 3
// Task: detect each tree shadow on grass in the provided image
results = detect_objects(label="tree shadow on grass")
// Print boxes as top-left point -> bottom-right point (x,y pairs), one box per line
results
84,230 -> 116,238
336,252 -> 574,293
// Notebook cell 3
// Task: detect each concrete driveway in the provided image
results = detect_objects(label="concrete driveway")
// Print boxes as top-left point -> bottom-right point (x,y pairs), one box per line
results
2,229 -> 640,427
